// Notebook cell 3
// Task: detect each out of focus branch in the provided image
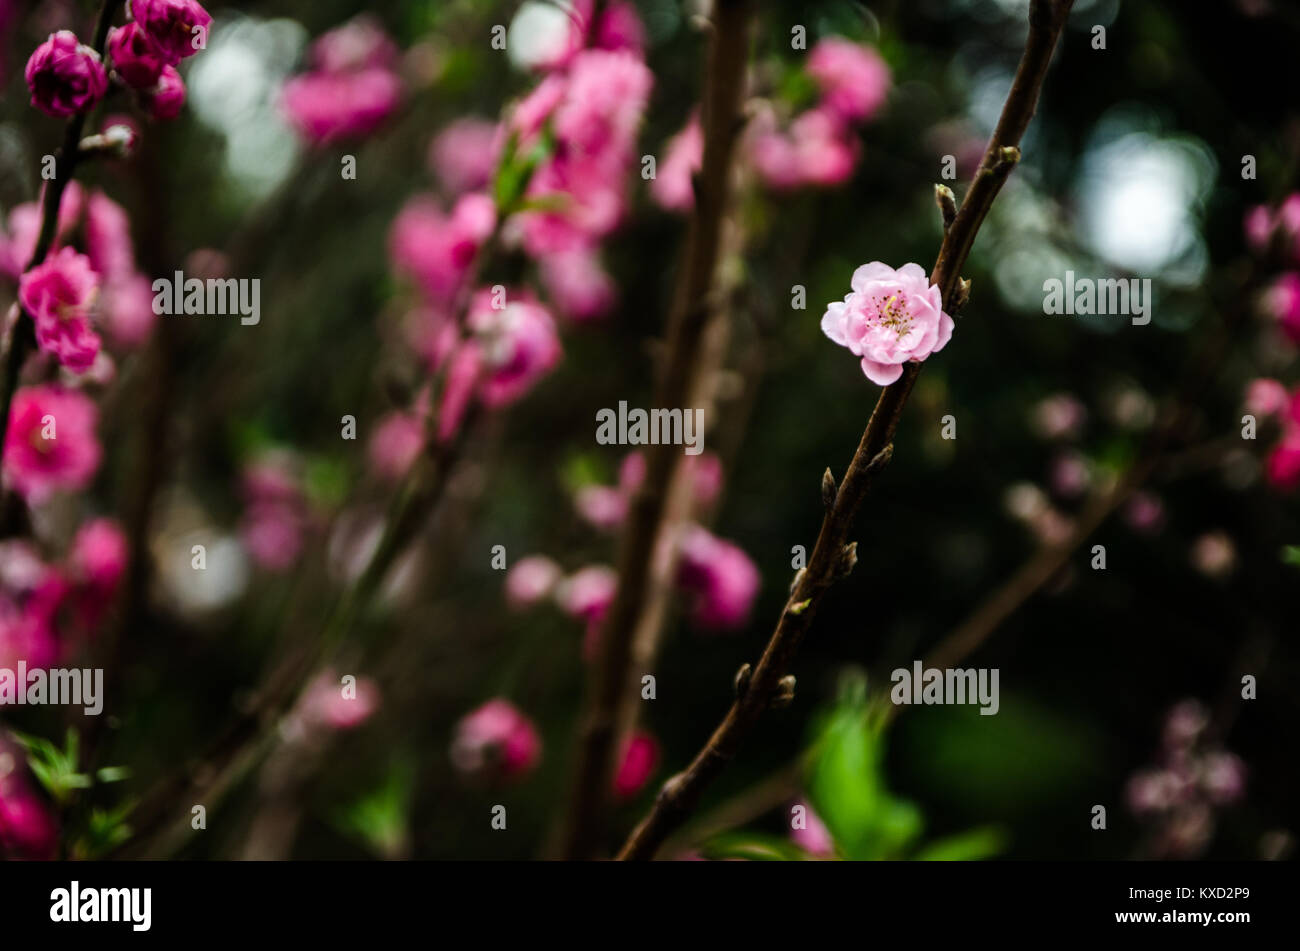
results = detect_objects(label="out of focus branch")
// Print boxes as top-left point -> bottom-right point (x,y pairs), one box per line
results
557,0 -> 756,860
616,0 -> 1076,861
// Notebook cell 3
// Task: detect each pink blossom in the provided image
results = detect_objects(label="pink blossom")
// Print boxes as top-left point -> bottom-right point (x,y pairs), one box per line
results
821,261 -> 954,386
128,0 -> 212,66
1244,378 -> 1289,417
368,411 -> 425,482
239,454 -> 306,572
1200,752 -> 1246,805
691,453 -> 724,509
650,114 -> 702,212
504,555 -> 562,609
553,50 -> 653,159
1032,393 -> 1086,440
1190,531 -> 1236,577
281,67 -> 402,145
790,799 -> 836,857
100,273 -> 159,348
613,730 -> 659,799
1266,431 -> 1300,491
1243,204 -> 1273,253
139,65 -> 186,120
676,525 -> 760,631
429,118 -> 502,195
450,699 -> 541,781
25,31 -> 108,118
389,192 -> 496,303
2,385 -> 101,503
106,23 -> 165,88
1123,491 -> 1165,534
85,190 -> 136,284
309,15 -> 398,74
298,669 -> 380,731
749,108 -> 859,191
538,248 -> 616,320
807,38 -> 890,123
69,518 -> 128,595
556,564 -> 617,624
0,737 -> 57,860
575,484 -> 627,530
464,289 -> 562,406
436,342 -> 482,444
592,1 -> 646,56
0,567 -> 63,671
1264,272 -> 1300,343
404,306 -> 458,370
1049,452 -> 1090,498
509,74 -> 567,145
19,246 -> 102,371
0,183 -> 85,279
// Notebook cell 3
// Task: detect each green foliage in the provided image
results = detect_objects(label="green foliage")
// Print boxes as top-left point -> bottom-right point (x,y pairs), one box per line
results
331,759 -> 415,859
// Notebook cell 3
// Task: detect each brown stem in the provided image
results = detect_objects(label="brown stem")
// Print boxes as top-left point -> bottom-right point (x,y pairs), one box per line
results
616,0 -> 1075,861
558,0 -> 755,859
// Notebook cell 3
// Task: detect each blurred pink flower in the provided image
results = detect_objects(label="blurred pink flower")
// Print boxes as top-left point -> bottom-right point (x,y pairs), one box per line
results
129,0 -> 212,65
85,190 -> 136,284
69,518 -> 128,596
650,114 -> 702,213
574,484 -> 627,530
613,730 -> 659,799
19,246 -> 101,372
749,108 -> 859,190
1032,393 -> 1086,440
676,525 -> 760,631
368,411 -> 425,483
1190,531 -> 1236,577
450,699 -> 541,781
1266,431 -> 1300,491
2,385 -> 101,503
1049,452 -> 1090,499
389,192 -> 496,303
556,564 -> 617,624
538,248 -> 616,320
505,555 -> 562,609
1244,378 -> 1289,417
281,67 -> 401,145
807,37 -> 890,123
298,669 -> 380,731
101,273 -> 159,348
790,799 -> 836,857
1264,272 -> 1300,342
239,454 -> 307,572
1123,491 -> 1165,534
464,288 -> 562,406
429,117 -> 502,195
106,22 -> 166,88
821,261 -> 953,386
309,14 -> 398,74
25,30 -> 108,118
0,737 -> 57,860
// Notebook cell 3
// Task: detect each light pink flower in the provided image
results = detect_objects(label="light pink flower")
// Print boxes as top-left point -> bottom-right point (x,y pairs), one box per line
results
650,114 -> 702,212
1123,491 -> 1165,534
297,669 -> 380,731
574,484 -> 627,530
504,555 -> 562,609
281,67 -> 402,145
1244,378 -> 1289,417
2,385 -> 101,503
450,699 -> 541,781
790,799 -> 836,857
1265,272 -> 1300,343
556,564 -> 617,624
239,454 -> 307,572
552,50 -> 653,159
464,289 -> 562,406
1190,531 -> 1236,577
821,261 -> 953,386
436,342 -> 482,444
106,23 -> 166,88
69,518 -> 128,595
1049,452 -> 1090,498
19,246 -> 102,371
613,730 -> 659,799
429,118 -> 502,195
25,31 -> 108,118
676,525 -> 760,632
538,248 -> 616,320
807,38 -> 890,123
749,108 -> 859,190
139,64 -> 186,120
368,411 -> 424,483
309,14 -> 398,74
1032,393 -> 1086,440
1243,204 -> 1273,253
101,273 -> 158,348
85,190 -> 135,284
389,192 -> 496,303
128,0 -> 212,65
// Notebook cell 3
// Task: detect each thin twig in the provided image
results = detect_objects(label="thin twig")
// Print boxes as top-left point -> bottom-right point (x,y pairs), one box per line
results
616,0 -> 1076,861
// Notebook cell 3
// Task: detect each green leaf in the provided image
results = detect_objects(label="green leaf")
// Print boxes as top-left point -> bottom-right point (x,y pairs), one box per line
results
913,826 -> 1007,861
1281,545 -> 1300,568
699,832 -> 813,862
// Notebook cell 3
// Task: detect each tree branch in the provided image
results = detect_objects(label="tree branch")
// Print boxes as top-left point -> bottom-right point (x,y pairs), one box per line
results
616,0 -> 1075,861
557,0 -> 755,859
